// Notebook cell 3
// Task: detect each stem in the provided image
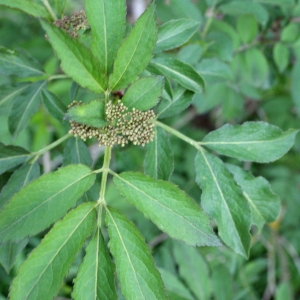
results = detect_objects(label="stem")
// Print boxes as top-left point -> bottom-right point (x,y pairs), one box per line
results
30,133 -> 71,162
41,0 -> 57,21
154,121 -> 203,151
47,74 -> 70,81
98,146 -> 112,204
201,3 -> 216,39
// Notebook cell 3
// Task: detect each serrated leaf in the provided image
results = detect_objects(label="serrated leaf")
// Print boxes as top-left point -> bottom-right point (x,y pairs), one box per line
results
0,164 -> 96,243
0,0 -> 50,18
195,58 -> 232,85
195,150 -> 251,258
122,76 -> 164,111
41,20 -> 107,93
226,164 -> 280,232
173,242 -> 211,300
150,58 -> 204,93
0,47 -> 45,78
62,137 -> 93,167
9,203 -> 96,300
85,0 -> 126,75
113,172 -> 220,246
65,100 -> 107,128
0,143 -> 31,176
105,206 -> 167,300
9,81 -> 47,139
158,268 -> 194,300
155,19 -> 200,53
0,84 -> 30,108
0,162 -> 40,209
42,90 -> 67,121
202,122 -> 299,163
157,86 -> 194,118
144,127 -> 174,180
0,239 -> 28,274
109,2 -> 157,90
72,228 -> 117,300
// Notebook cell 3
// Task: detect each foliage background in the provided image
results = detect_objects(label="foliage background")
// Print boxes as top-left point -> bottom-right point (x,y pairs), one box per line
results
0,0 -> 300,299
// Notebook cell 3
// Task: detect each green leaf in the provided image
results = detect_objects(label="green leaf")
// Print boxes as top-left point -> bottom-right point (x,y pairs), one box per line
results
226,164 -> 280,232
0,84 -> 30,108
109,2 -> 157,90
195,150 -> 251,258
0,47 -> 45,78
150,58 -> 205,93
0,162 -> 40,209
113,172 -> 220,246
9,81 -> 47,139
122,76 -> 164,111
65,100 -> 107,128
155,19 -> 200,53
195,58 -> 232,85
0,164 -> 96,243
72,228 -> 117,300
42,90 -> 67,121
237,15 -> 258,44
219,1 -> 269,26
157,86 -> 194,119
211,264 -> 233,300
144,127 -> 174,180
202,122 -> 299,163
273,43 -> 289,73
53,0 -> 66,16
105,206 -> 167,300
62,137 -> 93,167
281,23 -> 300,43
0,143 -> 31,176
169,0 -> 203,22
9,203 -> 96,300
85,0 -> 126,76
177,44 -> 203,65
0,0 -> 50,19
173,242 -> 211,300
0,239 -> 28,274
41,20 -> 107,93
158,268 -> 194,300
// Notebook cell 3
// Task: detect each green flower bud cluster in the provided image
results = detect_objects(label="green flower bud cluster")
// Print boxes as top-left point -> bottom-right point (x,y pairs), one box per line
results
68,100 -> 155,147
53,10 -> 89,38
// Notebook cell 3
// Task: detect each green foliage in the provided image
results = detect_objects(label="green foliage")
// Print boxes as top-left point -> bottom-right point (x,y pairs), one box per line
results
0,0 -> 299,299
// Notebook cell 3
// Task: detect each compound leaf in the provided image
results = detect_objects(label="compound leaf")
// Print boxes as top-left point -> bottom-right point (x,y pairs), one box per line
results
41,20 -> 107,93
0,162 -> 40,209
9,203 -> 96,300
156,19 -> 200,53
195,150 -> 251,258
150,58 -> 204,93
144,126 -> 174,180
72,228 -> 117,300
65,100 -> 107,128
0,164 -> 96,243
62,137 -> 93,168
85,0 -> 126,75
9,81 -> 47,139
42,90 -> 67,121
0,0 -> 50,18
226,164 -> 280,232
0,47 -> 45,78
202,122 -> 299,163
105,206 -> 167,300
109,2 -> 157,90
122,76 -> 164,111
113,172 -> 221,246
0,144 -> 31,176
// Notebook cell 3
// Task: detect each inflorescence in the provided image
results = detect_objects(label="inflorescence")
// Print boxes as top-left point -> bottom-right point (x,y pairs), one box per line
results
68,100 -> 155,147
53,10 -> 89,38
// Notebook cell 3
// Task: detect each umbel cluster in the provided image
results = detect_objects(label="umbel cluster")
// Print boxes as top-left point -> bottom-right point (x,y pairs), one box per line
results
68,100 -> 156,147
